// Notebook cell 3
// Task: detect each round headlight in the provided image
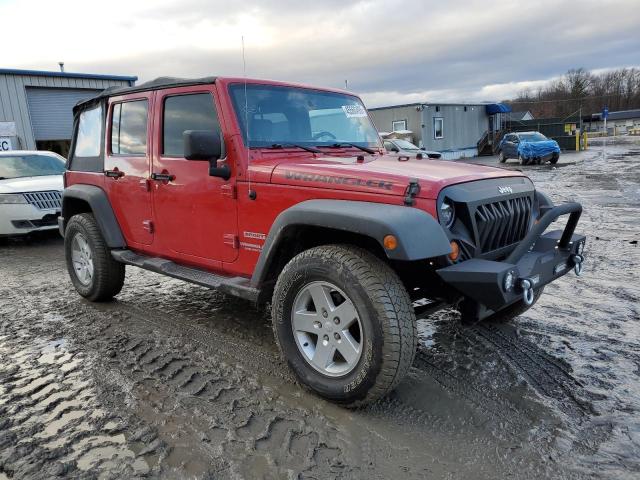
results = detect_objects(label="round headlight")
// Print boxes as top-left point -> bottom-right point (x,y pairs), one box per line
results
439,200 -> 454,227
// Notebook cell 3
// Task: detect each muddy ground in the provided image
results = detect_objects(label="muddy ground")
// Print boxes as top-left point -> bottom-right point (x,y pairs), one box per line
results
1,136 -> 639,479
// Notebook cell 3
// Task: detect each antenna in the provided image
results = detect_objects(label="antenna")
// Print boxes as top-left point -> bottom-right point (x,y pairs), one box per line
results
242,36 -> 256,200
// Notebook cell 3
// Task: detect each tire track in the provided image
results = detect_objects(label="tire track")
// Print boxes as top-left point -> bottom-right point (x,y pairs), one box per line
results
0,323 -> 156,479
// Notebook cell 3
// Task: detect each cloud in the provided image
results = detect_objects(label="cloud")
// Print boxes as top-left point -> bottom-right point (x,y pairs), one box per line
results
3,0 -> 639,105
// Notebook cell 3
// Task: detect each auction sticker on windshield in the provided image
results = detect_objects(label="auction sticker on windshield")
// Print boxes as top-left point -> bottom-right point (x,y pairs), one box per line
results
342,105 -> 367,118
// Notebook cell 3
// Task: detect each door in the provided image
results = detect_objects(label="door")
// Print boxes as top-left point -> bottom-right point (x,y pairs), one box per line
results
26,87 -> 100,143
104,94 -> 154,246
502,134 -> 516,157
151,88 -> 238,263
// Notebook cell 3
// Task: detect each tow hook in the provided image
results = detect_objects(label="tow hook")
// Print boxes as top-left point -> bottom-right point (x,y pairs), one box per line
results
520,278 -> 535,306
572,254 -> 584,276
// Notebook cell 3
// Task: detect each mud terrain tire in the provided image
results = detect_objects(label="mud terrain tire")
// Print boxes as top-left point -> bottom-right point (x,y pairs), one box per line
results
65,213 -> 125,302
271,245 -> 417,407
484,287 -> 545,323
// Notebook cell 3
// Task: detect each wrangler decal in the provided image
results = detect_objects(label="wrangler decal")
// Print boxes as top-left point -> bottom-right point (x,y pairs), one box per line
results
284,171 -> 393,190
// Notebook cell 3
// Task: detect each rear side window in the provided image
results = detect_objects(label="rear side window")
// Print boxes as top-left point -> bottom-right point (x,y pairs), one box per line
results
111,100 -> 148,155
75,105 -> 102,157
162,93 -> 221,156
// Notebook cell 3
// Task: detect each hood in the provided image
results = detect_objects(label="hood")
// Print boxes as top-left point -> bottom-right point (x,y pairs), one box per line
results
0,175 -> 64,194
271,155 -> 525,199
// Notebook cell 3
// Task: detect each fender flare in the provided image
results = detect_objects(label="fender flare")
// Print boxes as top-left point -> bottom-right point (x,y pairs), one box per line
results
251,199 -> 451,287
60,184 -> 126,248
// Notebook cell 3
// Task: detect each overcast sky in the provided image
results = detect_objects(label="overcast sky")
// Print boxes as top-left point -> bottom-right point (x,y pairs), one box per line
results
3,0 -> 639,107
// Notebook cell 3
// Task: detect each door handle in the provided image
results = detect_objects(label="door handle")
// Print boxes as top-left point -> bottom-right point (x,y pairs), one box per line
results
105,168 -> 124,178
150,172 -> 175,182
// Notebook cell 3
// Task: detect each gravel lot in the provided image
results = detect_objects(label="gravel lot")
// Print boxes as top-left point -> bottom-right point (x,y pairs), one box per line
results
1,136 -> 639,479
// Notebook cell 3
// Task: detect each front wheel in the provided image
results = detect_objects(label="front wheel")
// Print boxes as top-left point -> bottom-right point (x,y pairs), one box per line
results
498,151 -> 507,163
65,213 -> 125,302
519,154 -> 528,165
271,245 -> 417,407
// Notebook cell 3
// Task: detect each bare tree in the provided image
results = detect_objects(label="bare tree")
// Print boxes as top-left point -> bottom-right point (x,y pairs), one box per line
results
506,67 -> 640,118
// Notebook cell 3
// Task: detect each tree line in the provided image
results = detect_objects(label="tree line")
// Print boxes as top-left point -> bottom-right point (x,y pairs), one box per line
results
505,67 -> 640,119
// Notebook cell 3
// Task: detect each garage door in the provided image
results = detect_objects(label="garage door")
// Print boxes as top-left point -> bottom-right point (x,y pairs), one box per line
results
26,87 -> 100,141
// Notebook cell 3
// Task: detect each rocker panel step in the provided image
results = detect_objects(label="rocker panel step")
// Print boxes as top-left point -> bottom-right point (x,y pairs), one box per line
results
111,249 -> 259,302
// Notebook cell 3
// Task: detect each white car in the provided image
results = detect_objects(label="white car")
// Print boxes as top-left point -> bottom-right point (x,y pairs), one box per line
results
0,150 -> 65,237
382,138 -> 442,159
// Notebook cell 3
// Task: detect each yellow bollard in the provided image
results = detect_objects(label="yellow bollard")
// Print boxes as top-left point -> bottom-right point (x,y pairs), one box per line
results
582,132 -> 588,150
575,132 -> 579,151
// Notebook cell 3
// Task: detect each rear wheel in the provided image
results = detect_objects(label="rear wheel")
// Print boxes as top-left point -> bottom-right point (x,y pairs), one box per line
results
550,153 -> 559,164
65,213 -> 125,302
271,245 -> 417,407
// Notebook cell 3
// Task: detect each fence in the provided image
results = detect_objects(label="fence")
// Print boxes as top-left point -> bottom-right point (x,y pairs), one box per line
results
505,117 -> 586,151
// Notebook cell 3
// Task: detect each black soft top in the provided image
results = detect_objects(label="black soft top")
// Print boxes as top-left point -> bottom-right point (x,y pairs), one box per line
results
74,76 -> 217,112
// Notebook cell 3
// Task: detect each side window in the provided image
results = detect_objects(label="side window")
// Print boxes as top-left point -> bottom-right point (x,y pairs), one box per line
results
392,119 -> 406,131
163,93 -> 221,156
434,117 -> 444,139
383,141 -> 394,151
75,105 -> 102,157
111,100 -> 148,155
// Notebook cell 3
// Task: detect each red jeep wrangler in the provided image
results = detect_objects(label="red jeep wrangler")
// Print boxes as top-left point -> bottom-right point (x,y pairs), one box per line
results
59,76 -> 585,406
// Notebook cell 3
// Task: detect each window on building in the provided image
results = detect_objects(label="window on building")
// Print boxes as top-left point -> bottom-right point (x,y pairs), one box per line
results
435,106 -> 440,112
74,105 -> 102,157
434,117 -> 444,139
163,93 -> 221,156
392,119 -> 407,132
111,100 -> 148,155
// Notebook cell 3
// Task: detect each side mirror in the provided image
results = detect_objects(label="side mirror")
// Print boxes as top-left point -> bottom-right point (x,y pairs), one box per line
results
183,130 -> 230,180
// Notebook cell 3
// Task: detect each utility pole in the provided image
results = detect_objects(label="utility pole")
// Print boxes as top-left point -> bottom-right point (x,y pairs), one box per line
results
344,80 -> 348,90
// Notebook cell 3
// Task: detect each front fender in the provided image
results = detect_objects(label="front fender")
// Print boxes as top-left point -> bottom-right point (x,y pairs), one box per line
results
251,199 -> 451,287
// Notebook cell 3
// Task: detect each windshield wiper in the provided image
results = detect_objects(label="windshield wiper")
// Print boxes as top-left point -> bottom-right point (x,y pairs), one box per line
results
324,143 -> 377,154
270,143 -> 322,154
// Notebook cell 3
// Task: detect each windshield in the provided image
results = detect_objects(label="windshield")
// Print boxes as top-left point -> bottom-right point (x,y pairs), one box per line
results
0,154 -> 65,179
229,84 -> 381,148
519,132 -> 548,142
392,139 -> 420,150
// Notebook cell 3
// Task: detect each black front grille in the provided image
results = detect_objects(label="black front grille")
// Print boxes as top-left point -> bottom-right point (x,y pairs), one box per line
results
474,196 -> 532,253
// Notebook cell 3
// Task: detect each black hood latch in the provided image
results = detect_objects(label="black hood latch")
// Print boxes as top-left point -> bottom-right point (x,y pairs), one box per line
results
404,178 -> 421,206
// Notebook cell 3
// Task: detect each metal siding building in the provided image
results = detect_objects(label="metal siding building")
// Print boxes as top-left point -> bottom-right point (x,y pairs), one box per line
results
369,102 -> 508,159
0,69 -> 136,154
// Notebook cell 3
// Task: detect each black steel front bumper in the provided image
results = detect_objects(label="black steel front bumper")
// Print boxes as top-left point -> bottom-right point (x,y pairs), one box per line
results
437,202 -> 585,313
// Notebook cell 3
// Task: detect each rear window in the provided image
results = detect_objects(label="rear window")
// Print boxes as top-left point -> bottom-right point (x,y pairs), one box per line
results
0,154 -> 65,179
75,105 -> 102,157
111,100 -> 148,155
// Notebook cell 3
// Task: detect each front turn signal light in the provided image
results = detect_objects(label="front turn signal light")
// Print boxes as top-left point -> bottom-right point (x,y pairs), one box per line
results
383,235 -> 398,250
448,241 -> 460,261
